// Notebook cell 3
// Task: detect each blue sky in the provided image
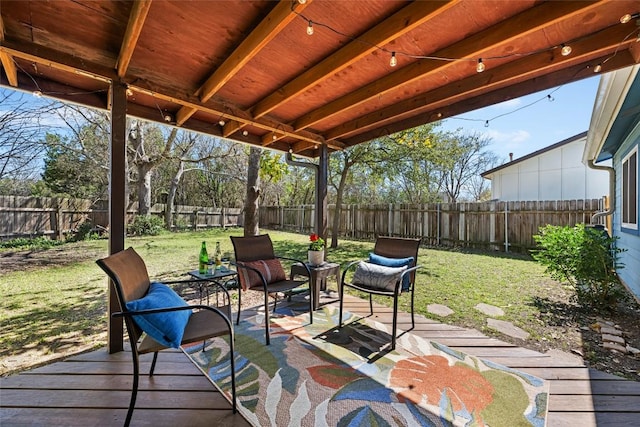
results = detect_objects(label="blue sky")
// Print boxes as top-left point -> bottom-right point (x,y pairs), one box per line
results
440,75 -> 600,163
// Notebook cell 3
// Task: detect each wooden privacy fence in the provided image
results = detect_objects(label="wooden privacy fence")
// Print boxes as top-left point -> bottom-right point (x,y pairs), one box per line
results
0,196 -> 242,240
260,199 -> 605,253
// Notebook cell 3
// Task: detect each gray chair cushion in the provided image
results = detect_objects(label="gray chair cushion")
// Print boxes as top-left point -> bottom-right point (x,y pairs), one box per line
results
352,261 -> 407,292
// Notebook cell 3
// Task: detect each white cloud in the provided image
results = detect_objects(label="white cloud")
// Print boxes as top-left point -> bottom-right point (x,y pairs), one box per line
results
491,98 -> 522,110
484,129 -> 530,144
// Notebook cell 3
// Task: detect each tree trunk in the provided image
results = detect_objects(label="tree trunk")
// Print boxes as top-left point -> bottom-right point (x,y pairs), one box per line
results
165,160 -> 185,229
138,163 -> 153,215
244,146 -> 261,236
330,165 -> 350,248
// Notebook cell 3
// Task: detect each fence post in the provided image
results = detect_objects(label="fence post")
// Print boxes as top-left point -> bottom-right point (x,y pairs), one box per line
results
490,201 -> 496,251
221,207 -> 226,229
437,203 -> 441,245
504,203 -> 509,253
459,203 -> 466,247
192,209 -> 198,231
56,205 -> 64,240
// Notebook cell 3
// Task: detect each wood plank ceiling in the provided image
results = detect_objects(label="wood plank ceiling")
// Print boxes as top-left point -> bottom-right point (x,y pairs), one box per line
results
1,0 -> 639,158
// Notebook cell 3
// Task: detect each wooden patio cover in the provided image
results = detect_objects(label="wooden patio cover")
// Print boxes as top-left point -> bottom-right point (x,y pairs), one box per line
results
1,0 -> 640,350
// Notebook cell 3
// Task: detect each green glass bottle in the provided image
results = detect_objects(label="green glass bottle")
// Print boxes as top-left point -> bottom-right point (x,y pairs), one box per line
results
199,241 -> 209,274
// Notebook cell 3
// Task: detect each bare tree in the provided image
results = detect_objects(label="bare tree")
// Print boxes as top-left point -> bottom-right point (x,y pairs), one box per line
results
0,90 -> 59,181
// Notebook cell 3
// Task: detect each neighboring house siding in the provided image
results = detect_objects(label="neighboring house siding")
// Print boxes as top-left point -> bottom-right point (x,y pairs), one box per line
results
486,135 -> 610,201
612,127 -> 640,297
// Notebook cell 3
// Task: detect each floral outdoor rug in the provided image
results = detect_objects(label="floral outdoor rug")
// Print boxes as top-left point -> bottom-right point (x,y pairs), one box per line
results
184,305 -> 549,427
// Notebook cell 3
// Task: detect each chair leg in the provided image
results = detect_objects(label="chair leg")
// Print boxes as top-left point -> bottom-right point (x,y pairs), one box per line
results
410,286 -> 416,330
125,351 -> 140,427
228,329 -> 237,413
264,291 -> 271,345
369,294 -> 373,315
236,289 -> 242,325
338,284 -> 344,327
149,352 -> 158,376
392,294 -> 399,350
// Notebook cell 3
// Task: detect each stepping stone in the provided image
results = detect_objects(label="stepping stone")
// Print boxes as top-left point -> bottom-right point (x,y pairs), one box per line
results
475,303 -> 504,317
602,334 -> 626,346
487,318 -> 530,340
427,304 -> 454,317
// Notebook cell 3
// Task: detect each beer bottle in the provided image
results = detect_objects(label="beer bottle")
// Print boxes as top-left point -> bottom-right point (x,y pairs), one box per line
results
199,241 -> 209,274
214,242 -> 222,270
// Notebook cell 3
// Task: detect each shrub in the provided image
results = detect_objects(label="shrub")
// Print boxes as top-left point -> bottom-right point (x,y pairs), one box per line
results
127,215 -> 164,236
532,224 -> 626,310
0,236 -> 64,250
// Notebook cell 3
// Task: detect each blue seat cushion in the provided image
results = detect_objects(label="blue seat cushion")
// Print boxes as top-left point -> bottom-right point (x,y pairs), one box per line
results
369,253 -> 414,291
126,282 -> 192,348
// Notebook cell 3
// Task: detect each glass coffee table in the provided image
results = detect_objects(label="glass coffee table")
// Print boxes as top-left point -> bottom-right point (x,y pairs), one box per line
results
188,267 -> 238,307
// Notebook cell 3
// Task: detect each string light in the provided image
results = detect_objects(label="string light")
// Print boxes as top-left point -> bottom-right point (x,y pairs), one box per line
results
620,12 -> 640,24
306,20 -> 314,36
126,87 -> 133,97
272,133 -> 277,140
594,63 -> 602,73
289,2 -> 639,71
242,130 -> 249,136
547,94 -> 554,102
484,120 -> 489,127
32,90 -> 42,98
389,52 -> 397,67
164,114 -> 172,122
218,119 -> 226,126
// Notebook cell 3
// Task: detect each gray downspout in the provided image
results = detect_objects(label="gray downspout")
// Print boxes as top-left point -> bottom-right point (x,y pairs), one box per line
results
587,159 -> 615,225
285,150 -> 327,240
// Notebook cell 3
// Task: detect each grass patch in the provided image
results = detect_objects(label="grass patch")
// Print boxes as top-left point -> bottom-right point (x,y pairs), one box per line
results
0,228 -> 597,375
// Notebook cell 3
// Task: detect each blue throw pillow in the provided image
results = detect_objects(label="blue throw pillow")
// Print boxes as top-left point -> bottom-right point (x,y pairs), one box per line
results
369,253 -> 414,291
126,282 -> 192,348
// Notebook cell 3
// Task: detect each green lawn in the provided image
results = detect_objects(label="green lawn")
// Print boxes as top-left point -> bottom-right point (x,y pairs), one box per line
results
0,228 -> 571,375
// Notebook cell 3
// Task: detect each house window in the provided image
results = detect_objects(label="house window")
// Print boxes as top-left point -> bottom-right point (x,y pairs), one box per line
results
621,146 -> 637,230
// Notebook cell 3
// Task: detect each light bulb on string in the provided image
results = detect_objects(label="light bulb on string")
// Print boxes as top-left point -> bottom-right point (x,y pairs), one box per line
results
594,63 -> 602,73
298,0 -> 306,4
32,90 -> 43,98
242,130 -> 249,137
389,52 -> 397,67
219,119 -> 226,126
272,133 -> 277,141
547,94 -> 554,102
620,12 -> 639,24
560,44 -> 572,56
306,21 -> 314,36
164,114 -> 172,122
484,120 -> 489,128
476,58 -> 485,73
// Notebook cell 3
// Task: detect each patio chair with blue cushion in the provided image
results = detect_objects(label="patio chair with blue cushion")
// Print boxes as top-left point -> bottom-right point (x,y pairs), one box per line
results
339,236 -> 421,350
96,247 -> 236,427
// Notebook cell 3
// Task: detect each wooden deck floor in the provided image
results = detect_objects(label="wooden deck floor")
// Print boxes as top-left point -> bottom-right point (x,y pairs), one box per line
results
2,295 -> 639,426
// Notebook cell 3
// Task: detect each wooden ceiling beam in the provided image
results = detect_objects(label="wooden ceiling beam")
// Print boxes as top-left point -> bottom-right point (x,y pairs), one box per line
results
326,22 -> 636,141
292,0 -> 603,132
250,0 -> 458,119
176,0 -> 310,126
342,52 -> 635,147
0,39 -> 117,82
131,83 -> 329,146
116,0 -> 152,78
0,14 -> 18,87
